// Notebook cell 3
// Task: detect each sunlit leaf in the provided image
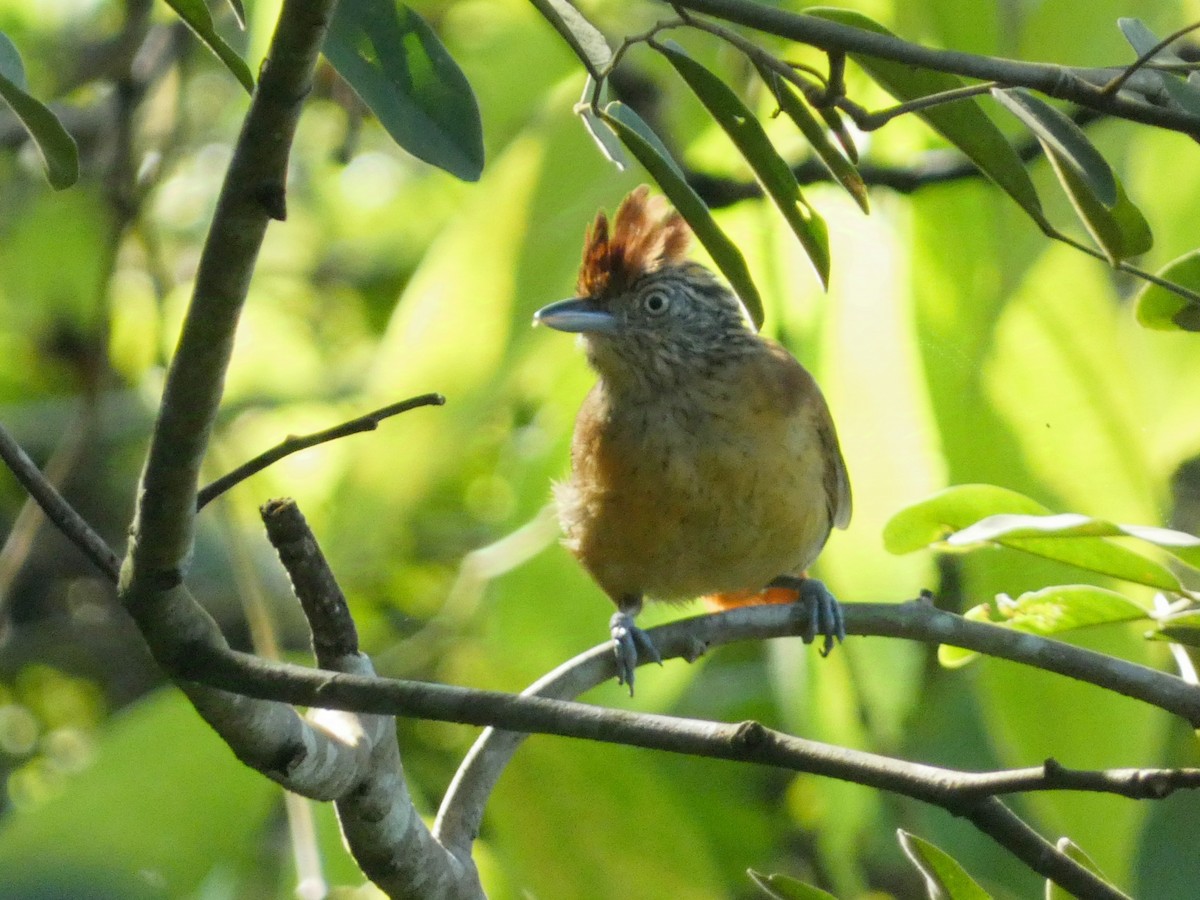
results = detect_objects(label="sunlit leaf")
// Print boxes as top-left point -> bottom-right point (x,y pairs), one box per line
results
224,0 -> 246,29
898,830 -> 992,899
601,101 -> 765,327
161,0 -> 254,93
0,32 -> 77,190
1135,249 -> 1200,331
884,484 -> 1048,553
526,0 -> 611,76
748,868 -> 838,899
1117,18 -> 1200,116
885,484 -> 1182,591
754,65 -> 869,212
324,0 -> 484,181
577,77 -> 628,169
806,8 -> 1045,224
991,88 -> 1116,206
948,512 -> 1200,571
1047,838 -> 1112,900
941,585 -> 1149,666
656,41 -> 830,287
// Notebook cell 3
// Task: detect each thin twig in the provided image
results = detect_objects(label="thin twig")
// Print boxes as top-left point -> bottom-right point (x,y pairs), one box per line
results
0,422 -> 120,581
1102,19 -> 1200,97
197,393 -> 445,510
663,0 -> 1200,138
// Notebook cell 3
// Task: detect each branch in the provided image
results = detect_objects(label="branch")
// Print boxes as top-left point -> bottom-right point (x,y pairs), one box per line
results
261,499 -> 482,899
0,422 -> 120,581
121,0 -> 334,598
663,0 -> 1200,138
197,393 -> 445,510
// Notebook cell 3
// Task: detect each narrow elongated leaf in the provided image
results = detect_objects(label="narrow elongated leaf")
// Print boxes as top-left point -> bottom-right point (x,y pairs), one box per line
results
748,869 -> 837,899
601,101 -> 765,327
1135,249 -> 1200,331
324,0 -> 483,181
754,65 -> 869,212
898,831 -> 992,899
656,41 -> 830,287
527,0 -> 611,77
1151,610 -> 1200,648
806,8 -> 1045,224
1043,155 -> 1151,263
162,0 -> 254,93
941,585 -> 1149,666
1118,19 -> 1200,116
948,512 -> 1200,571
885,484 -> 1182,591
577,78 -> 628,169
1047,839 -> 1112,900
0,32 -> 77,189
991,88 -> 1116,206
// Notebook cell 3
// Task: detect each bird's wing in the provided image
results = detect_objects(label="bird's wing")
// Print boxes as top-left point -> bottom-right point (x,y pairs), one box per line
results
760,339 -> 852,530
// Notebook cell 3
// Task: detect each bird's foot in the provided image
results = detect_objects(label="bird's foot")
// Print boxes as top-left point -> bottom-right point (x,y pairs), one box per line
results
610,611 -> 663,696
769,575 -> 845,657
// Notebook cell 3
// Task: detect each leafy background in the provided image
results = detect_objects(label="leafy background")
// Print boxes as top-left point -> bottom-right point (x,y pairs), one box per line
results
0,0 -> 1199,897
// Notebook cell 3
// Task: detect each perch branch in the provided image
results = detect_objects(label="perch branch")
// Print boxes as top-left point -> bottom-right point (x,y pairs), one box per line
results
197,394 -> 445,510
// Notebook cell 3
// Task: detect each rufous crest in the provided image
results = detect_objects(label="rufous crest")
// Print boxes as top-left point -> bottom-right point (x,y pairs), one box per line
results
576,186 -> 691,299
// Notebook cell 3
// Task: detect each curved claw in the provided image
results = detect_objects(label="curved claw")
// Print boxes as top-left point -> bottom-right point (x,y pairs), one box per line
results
609,611 -> 663,696
771,576 -> 845,657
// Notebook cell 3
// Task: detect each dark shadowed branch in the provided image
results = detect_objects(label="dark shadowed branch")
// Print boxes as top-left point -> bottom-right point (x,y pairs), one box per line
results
198,394 -> 445,510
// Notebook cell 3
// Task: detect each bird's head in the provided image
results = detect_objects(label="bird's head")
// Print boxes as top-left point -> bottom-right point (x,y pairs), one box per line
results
534,187 -> 756,391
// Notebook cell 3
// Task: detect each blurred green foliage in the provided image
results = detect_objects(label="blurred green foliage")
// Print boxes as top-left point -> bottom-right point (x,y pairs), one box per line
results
0,0 -> 1198,897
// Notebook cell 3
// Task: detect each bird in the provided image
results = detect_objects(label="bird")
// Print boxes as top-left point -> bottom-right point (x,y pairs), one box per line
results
533,186 -> 851,693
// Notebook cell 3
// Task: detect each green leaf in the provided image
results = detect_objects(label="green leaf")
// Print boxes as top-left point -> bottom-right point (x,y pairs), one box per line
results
1150,610 -> 1200,648
885,485 -> 1182,591
577,77 -> 628,169
884,484 -> 1048,553
1046,838 -> 1112,900
991,88 -> 1150,263
527,0 -> 611,77
1044,159 -> 1152,264
162,0 -> 254,94
948,512 -> 1200,571
1117,19 -> 1200,117
941,585 -> 1149,666
991,88 -> 1116,206
898,830 -> 992,900
324,0 -> 484,181
1134,249 -> 1200,331
805,8 -> 1045,224
748,869 -> 838,899
601,101 -> 765,328
754,65 -> 869,212
655,41 -> 830,287
0,32 -> 77,190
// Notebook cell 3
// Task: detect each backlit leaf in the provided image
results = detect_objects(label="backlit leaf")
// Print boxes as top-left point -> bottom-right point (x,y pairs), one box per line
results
898,830 -> 992,899
324,0 -> 484,181
748,869 -> 838,899
806,8 -> 1045,224
527,0 -> 611,77
162,0 -> 254,93
0,33 -> 77,190
601,101 -> 765,328
941,585 -> 1148,666
1134,249 -> 1200,331
656,41 -> 830,287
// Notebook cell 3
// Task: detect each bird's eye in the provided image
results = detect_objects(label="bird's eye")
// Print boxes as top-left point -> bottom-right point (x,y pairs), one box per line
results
642,290 -> 670,316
